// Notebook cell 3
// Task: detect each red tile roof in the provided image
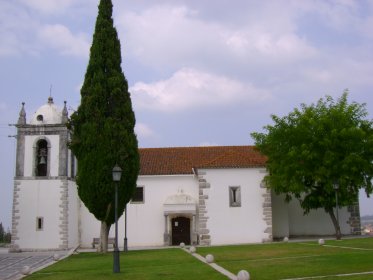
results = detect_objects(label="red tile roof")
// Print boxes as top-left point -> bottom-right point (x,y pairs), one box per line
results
139,146 -> 266,175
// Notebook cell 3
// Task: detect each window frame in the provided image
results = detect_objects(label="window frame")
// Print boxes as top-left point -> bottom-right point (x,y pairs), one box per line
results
229,186 -> 241,207
36,217 -> 44,231
131,186 -> 145,204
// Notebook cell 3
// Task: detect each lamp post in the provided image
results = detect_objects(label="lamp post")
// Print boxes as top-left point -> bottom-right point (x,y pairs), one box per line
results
124,204 -> 128,252
112,164 -> 122,273
333,181 -> 340,240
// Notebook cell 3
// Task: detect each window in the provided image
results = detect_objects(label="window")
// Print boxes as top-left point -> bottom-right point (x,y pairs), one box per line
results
131,186 -> 144,203
35,139 -> 48,176
229,186 -> 241,207
36,217 -> 44,231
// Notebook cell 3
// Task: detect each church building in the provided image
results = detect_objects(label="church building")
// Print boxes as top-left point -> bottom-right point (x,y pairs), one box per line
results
10,98 -> 361,251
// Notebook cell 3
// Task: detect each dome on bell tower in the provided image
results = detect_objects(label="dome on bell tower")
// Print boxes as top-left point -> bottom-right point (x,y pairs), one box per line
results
30,97 -> 63,125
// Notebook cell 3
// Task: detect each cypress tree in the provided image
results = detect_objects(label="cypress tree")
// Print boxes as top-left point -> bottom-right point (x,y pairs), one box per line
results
68,0 -> 139,252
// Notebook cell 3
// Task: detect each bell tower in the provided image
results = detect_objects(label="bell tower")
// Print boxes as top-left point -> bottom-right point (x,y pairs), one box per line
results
10,97 -> 79,252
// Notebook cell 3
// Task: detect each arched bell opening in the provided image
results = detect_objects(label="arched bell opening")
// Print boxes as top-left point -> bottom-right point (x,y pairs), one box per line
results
33,138 -> 51,177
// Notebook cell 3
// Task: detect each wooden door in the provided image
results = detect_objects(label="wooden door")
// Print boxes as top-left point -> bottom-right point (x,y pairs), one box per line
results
171,217 -> 190,245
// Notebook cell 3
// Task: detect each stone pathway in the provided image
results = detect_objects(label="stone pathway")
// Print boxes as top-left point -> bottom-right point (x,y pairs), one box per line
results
181,247 -> 237,280
0,249 -> 70,280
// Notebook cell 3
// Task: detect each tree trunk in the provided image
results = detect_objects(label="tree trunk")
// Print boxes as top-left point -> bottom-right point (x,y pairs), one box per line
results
327,208 -> 342,240
98,221 -> 111,253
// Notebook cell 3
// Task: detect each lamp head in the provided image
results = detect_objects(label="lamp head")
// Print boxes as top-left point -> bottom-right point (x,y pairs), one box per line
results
112,164 -> 122,182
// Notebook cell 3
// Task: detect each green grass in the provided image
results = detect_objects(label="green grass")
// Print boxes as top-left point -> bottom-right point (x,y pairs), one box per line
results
197,237 -> 373,280
26,248 -> 226,280
27,237 -> 373,280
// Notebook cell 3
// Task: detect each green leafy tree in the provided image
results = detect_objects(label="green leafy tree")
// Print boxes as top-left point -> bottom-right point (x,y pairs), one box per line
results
68,0 -> 139,252
252,91 -> 373,239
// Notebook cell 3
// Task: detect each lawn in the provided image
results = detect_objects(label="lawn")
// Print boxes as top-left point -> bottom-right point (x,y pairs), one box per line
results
197,237 -> 373,280
26,237 -> 373,280
26,248 -> 227,280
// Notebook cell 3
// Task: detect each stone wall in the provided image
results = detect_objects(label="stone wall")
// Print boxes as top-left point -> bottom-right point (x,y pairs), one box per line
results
198,172 -> 211,246
348,200 -> 361,235
59,179 -> 69,249
261,181 -> 273,242
9,181 -> 21,252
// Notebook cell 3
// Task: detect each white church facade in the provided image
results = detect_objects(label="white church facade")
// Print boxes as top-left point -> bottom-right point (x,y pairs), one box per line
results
10,98 -> 361,251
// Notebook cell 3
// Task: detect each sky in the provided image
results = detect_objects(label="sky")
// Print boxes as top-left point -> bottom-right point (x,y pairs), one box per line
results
1,0 -> 373,229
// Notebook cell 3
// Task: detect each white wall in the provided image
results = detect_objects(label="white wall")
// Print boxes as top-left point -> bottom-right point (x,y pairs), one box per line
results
16,180 -> 62,250
271,193 -> 290,238
24,135 -> 60,177
79,175 -> 199,248
127,175 -> 198,247
272,193 -> 351,237
79,199 -> 127,248
202,168 -> 269,245
79,203 -> 102,247
67,181 -> 79,248
287,199 -> 351,236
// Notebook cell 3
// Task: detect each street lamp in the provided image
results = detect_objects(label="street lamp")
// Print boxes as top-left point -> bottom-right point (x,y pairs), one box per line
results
112,164 -> 122,273
333,181 -> 340,239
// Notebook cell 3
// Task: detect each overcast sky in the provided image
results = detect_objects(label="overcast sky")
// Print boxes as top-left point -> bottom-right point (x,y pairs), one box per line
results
1,0 -> 373,229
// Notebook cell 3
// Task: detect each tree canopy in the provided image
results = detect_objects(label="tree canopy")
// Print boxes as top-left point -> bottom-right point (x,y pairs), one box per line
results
251,91 -> 373,239
68,0 -> 139,251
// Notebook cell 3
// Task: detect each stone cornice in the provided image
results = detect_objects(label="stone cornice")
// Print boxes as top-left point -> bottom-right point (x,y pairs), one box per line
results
17,125 -> 69,136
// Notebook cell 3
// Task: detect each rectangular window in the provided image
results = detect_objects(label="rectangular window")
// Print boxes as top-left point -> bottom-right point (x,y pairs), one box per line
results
36,217 -> 44,231
229,186 -> 241,207
131,186 -> 144,203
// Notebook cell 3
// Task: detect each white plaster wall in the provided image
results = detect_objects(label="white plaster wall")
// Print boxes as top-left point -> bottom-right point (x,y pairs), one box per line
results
127,175 -> 198,247
79,175 -> 198,248
16,180 -> 62,250
79,203 -> 103,247
271,193 -> 290,238
24,135 -> 60,177
202,168 -> 268,245
67,181 -> 79,248
287,199 -> 351,236
80,200 -> 128,248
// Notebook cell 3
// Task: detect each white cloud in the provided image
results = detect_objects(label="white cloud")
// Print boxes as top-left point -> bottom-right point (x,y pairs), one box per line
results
18,0 -> 75,15
303,68 -> 333,84
38,24 -> 90,57
226,30 -> 317,61
295,0 -> 373,39
315,0 -> 360,31
0,1 -> 39,56
0,2 -> 91,58
131,68 -> 271,112
75,82 -> 83,94
135,123 -> 155,139
115,3 -> 319,79
117,5 -> 222,69
360,15 -> 373,39
198,141 -> 219,147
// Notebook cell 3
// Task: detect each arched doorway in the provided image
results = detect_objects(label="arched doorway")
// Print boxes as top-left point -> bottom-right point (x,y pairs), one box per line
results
171,217 -> 191,245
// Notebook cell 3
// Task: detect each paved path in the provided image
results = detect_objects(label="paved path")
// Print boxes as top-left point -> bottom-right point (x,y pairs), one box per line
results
0,248 -> 70,280
181,247 -> 237,280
